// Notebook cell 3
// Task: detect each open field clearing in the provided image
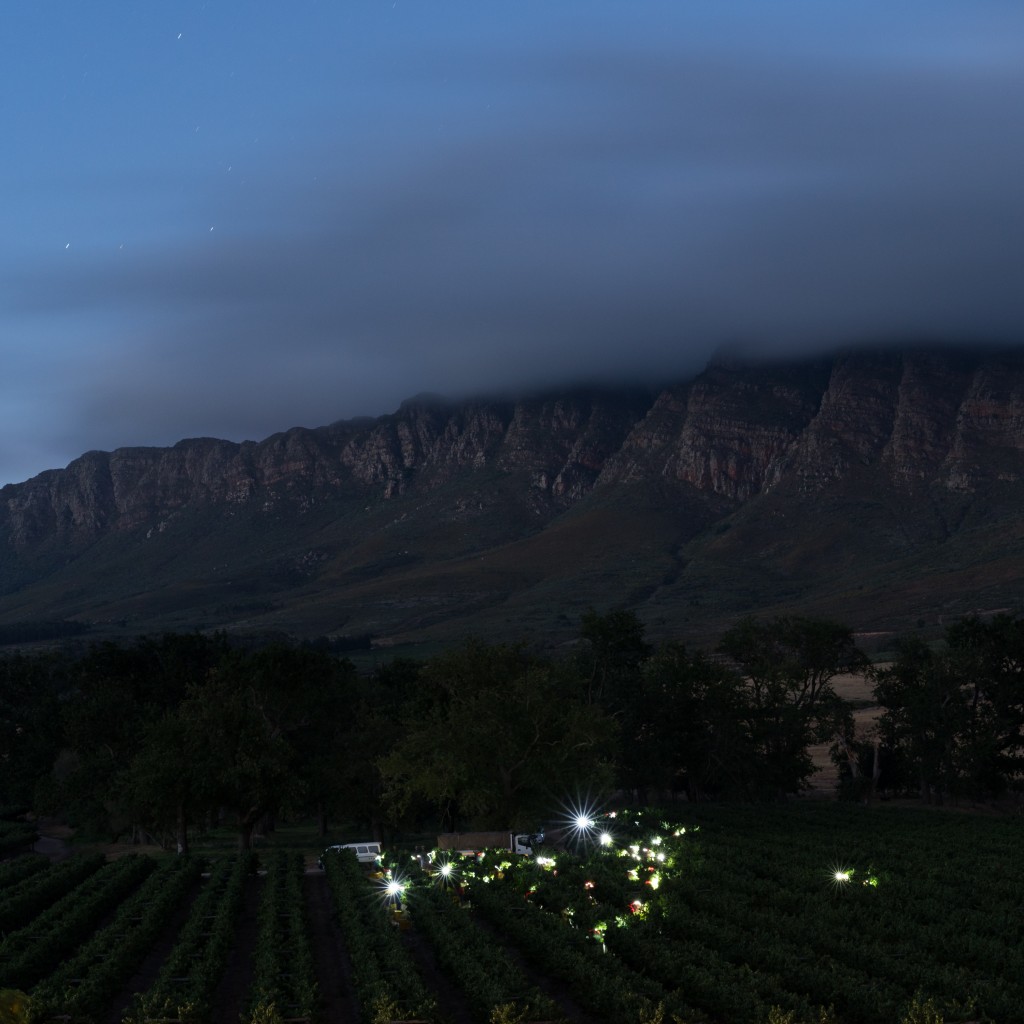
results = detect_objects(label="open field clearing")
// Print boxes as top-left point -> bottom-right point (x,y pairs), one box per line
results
807,672 -> 881,794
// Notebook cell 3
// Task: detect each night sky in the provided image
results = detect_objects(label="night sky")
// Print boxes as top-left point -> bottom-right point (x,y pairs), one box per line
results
3,2 -> 1024,487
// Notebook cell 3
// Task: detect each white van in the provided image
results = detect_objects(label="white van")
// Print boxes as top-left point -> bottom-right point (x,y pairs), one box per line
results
318,841 -> 382,868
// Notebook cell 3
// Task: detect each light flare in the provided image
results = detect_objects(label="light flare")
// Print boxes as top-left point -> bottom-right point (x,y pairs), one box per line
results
561,799 -> 603,847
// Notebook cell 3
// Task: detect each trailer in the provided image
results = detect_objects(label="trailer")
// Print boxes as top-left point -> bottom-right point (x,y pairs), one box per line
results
436,829 -> 543,856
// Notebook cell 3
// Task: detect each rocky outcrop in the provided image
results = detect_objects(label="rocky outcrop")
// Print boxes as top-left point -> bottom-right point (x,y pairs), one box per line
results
942,356 -> 1024,488
599,358 -> 828,499
787,350 -> 905,490
0,389 -> 649,551
5,346 -> 1024,558
882,351 -> 975,486
497,391 -> 651,499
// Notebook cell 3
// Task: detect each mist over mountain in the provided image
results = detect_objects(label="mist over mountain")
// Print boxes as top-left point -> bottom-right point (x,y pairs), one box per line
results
5,5 -> 1024,489
3,345 -> 1024,652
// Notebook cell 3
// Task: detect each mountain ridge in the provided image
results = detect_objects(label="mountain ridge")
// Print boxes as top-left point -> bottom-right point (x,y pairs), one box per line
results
4,345 -> 1024,649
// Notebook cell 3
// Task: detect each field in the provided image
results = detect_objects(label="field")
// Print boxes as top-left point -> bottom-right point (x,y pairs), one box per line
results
806,672 -> 881,795
3,803 -> 1022,1024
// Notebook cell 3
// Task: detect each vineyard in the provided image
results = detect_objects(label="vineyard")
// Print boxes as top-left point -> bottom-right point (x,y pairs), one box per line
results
1,803 -> 1022,1024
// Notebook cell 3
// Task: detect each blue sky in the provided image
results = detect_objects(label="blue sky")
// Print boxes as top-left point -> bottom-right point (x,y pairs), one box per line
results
3,2 -> 1024,486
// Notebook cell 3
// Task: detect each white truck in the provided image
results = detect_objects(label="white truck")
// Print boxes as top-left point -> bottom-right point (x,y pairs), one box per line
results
318,840 -> 382,868
436,829 -> 543,856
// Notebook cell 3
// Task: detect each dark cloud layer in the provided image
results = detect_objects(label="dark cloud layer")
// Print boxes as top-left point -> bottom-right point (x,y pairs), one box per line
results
3,3 -> 1024,485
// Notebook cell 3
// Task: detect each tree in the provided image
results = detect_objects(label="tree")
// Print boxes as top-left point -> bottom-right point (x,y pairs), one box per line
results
39,633 -> 228,841
174,643 -> 354,851
241,644 -> 359,836
178,653 -> 298,851
872,635 -> 968,802
946,614 -> 1024,794
718,616 -> 866,797
0,652 -> 68,811
874,617 -> 1024,803
636,643 -> 759,801
379,640 -> 616,829
45,644 -> 158,839
329,655 -> 421,839
124,708 -> 206,854
578,608 -> 651,708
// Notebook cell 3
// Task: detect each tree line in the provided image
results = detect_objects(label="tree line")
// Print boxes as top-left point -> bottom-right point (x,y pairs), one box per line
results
1,612 -> 1021,850
844,615 -> 1024,805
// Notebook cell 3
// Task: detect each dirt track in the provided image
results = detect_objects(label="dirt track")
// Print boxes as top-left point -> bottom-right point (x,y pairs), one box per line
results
304,870 -> 358,1024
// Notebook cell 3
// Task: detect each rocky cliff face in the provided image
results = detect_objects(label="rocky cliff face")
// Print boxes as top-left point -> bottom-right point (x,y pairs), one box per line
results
598,358 -> 830,499
0,389 -> 650,552
4,345 -> 1024,557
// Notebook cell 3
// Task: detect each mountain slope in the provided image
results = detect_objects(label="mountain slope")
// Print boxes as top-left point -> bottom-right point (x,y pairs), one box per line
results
3,347 -> 1024,649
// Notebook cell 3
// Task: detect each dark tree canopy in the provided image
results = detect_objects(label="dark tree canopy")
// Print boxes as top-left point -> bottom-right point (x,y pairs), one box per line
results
8,609 -> 1020,848
379,639 -> 616,830
717,616 -> 866,797
872,616 -> 1024,803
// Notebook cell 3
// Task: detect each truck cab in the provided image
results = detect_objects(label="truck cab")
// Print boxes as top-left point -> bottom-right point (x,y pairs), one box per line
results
511,830 -> 544,854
